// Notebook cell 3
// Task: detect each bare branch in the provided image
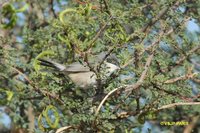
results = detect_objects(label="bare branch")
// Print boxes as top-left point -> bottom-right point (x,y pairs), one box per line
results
129,1 -> 180,40
163,45 -> 200,72
49,0 -> 57,18
56,126 -> 75,133
184,115 -> 199,133
157,102 -> 200,111
125,53 -> 154,93
87,17 -> 112,51
101,0 -> 111,15
11,67 -> 64,104
164,73 -> 198,84
95,85 -> 127,116
121,30 -> 164,69
192,78 -> 200,84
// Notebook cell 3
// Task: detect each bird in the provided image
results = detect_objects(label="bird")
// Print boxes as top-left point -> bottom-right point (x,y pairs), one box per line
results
37,57 -> 119,89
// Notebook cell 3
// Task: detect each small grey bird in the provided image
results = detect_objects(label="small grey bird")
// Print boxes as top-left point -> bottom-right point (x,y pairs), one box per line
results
38,58 -> 119,88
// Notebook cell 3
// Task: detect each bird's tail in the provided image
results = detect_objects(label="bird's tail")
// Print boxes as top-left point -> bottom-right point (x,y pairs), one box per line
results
37,59 -> 66,71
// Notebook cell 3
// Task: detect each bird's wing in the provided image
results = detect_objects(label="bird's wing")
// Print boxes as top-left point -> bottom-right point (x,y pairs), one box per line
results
65,62 -> 90,72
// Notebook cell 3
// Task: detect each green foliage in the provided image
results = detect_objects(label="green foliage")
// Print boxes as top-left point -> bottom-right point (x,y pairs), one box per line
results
0,0 -> 200,132
33,50 -> 55,72
1,2 -> 28,29
0,88 -> 14,105
38,105 -> 60,131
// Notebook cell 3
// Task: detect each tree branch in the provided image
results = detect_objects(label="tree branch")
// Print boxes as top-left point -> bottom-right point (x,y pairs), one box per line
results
157,102 -> 200,111
95,85 -> 127,116
11,67 -> 64,104
184,115 -> 199,133
49,0 -> 57,18
164,67 -> 199,84
125,53 -> 154,93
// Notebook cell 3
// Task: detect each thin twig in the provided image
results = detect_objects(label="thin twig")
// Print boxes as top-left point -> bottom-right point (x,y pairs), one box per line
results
97,47 -> 115,71
101,0 -> 111,15
125,53 -> 154,93
49,0 -> 57,18
87,17 -> 112,51
56,126 -> 75,133
121,30 -> 164,69
157,102 -> 200,111
192,78 -> 200,84
164,72 -> 198,84
151,82 -> 191,102
162,45 -> 200,73
95,85 -> 127,116
184,115 -> 199,133
129,1 -> 180,41
11,67 -> 64,104
74,0 -> 100,10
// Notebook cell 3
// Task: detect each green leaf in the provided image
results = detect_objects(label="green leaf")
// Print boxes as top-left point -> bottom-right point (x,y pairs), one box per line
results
138,112 -> 146,124
43,105 -> 60,128
1,3 -> 17,29
6,90 -> 14,101
38,113 -> 45,132
138,111 -> 157,124
15,3 -> 29,12
0,88 -> 14,104
59,8 -> 77,25
33,50 -> 55,72
57,33 -> 71,49
38,105 -> 60,131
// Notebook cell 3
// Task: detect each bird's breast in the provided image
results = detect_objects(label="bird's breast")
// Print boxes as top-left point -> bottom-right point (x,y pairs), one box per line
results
68,72 -> 97,88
